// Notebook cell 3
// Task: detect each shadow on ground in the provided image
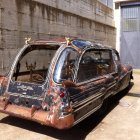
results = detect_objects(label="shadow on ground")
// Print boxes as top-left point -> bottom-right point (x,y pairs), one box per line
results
0,83 -> 134,140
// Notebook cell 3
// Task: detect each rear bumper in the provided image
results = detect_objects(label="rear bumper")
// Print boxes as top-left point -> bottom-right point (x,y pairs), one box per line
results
0,96 -> 74,129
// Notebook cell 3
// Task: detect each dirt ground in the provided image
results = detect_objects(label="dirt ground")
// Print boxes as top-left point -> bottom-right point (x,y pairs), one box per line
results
0,70 -> 140,140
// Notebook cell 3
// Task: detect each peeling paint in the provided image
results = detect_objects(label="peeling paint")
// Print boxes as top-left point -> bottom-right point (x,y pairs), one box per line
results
0,39 -> 133,129
17,85 -> 33,91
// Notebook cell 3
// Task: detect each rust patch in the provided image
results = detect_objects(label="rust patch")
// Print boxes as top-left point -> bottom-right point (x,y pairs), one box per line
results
0,76 -> 8,87
62,80 -> 76,88
0,99 -> 74,129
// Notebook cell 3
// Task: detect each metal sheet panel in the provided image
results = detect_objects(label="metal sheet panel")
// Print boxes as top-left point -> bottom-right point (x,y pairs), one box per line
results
121,5 -> 140,68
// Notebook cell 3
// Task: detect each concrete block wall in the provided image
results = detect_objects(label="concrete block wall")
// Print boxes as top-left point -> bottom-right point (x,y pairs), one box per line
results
0,0 -> 115,74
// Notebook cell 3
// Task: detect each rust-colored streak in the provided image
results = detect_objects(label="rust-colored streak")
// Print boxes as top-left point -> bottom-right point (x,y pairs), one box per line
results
49,114 -> 74,130
62,80 -> 76,88
31,105 -> 38,117
0,99 -> 74,129
5,104 -> 32,118
33,110 -> 50,125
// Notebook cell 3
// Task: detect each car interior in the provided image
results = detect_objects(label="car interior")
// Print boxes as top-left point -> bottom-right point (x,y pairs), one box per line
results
77,49 -> 115,82
12,45 -> 58,84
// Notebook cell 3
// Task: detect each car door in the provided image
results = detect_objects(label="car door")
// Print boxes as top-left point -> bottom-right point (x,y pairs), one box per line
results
112,49 -> 131,92
69,48 -> 116,123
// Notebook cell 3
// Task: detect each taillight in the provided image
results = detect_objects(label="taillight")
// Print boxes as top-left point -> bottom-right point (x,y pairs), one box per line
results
59,91 -> 65,98
59,88 -> 65,98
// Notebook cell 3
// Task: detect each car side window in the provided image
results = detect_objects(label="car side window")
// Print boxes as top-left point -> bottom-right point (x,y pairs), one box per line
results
53,48 -> 79,83
77,49 -> 115,83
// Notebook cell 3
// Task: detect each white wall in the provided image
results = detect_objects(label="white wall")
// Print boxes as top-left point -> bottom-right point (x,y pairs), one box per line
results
114,1 -> 121,53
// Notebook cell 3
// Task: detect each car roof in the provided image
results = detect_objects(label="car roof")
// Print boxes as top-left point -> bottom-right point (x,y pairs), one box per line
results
28,38 -> 113,52
30,38 -> 66,45
26,38 -> 66,50
70,39 -> 113,51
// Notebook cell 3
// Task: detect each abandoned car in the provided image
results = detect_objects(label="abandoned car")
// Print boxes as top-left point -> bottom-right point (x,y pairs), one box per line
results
0,38 -> 133,129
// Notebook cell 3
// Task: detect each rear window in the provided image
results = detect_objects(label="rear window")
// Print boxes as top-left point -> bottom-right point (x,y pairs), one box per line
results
12,45 -> 59,84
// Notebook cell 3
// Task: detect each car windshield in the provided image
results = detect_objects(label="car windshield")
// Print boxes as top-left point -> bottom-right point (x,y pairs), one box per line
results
53,47 -> 79,83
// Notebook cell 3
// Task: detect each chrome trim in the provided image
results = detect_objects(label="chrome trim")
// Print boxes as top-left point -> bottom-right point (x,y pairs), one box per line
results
72,91 -> 103,109
73,93 -> 103,112
59,113 -> 72,119
73,104 -> 102,126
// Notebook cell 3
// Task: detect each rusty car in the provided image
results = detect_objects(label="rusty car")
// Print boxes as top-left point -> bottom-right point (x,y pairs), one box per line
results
0,38 -> 133,129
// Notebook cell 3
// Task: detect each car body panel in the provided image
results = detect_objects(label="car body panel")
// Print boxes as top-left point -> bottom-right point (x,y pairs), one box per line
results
0,39 -> 133,129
